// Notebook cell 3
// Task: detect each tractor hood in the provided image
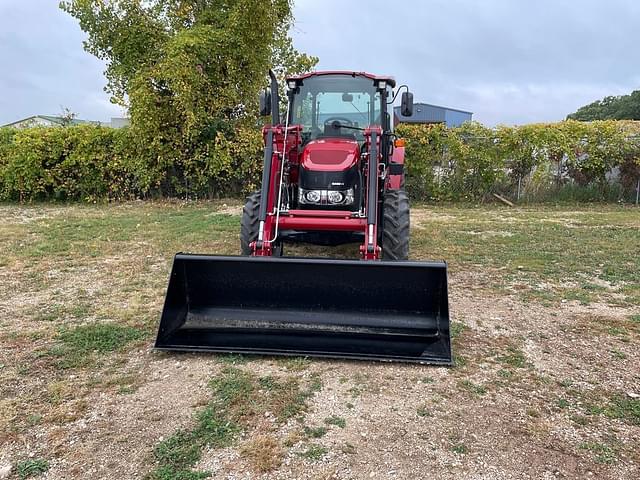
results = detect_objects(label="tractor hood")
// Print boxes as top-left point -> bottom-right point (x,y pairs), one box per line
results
301,138 -> 359,172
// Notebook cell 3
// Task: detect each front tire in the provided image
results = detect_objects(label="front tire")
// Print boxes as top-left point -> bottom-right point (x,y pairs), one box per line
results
381,189 -> 410,260
240,191 -> 260,255
240,191 -> 284,256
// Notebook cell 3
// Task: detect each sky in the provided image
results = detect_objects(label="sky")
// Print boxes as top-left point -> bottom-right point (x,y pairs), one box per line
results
1,0 -> 639,126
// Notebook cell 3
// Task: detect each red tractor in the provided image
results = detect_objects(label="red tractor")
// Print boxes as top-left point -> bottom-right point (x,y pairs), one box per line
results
241,71 -> 412,261
155,70 -> 452,364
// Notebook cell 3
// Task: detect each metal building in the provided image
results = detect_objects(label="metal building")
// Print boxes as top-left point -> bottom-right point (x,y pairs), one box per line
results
394,102 -> 472,128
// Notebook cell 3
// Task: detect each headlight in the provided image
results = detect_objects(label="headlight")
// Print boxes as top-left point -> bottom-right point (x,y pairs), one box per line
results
305,190 -> 321,203
328,191 -> 344,204
299,188 -> 354,205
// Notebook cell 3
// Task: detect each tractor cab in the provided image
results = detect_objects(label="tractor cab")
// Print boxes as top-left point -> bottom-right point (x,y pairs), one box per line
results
286,72 -> 394,146
279,72 -> 410,211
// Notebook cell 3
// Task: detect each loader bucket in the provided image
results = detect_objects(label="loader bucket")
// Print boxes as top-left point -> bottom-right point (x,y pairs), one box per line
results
155,254 -> 452,364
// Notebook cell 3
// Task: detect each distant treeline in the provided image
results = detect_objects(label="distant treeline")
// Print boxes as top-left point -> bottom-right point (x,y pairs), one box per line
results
568,90 -> 640,121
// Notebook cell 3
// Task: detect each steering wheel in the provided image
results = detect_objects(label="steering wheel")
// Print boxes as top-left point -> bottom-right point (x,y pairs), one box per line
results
324,117 -> 354,129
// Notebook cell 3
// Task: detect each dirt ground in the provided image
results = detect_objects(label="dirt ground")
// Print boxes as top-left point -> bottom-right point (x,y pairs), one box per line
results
0,202 -> 638,479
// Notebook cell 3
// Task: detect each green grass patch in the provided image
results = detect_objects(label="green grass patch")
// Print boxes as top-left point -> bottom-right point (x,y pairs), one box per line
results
58,323 -> 143,354
604,395 -> 640,425
450,322 -> 466,339
46,323 -> 143,369
304,426 -> 327,438
451,443 -> 468,454
324,415 -> 346,428
579,442 -> 617,464
496,346 -> 528,368
298,444 -> 328,461
459,380 -> 487,396
16,459 -> 49,479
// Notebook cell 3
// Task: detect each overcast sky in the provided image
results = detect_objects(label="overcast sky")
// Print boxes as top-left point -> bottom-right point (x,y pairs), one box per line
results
1,0 -> 639,126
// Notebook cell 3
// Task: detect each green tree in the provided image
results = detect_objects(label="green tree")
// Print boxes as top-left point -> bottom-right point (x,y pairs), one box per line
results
60,0 -> 317,196
567,91 -> 640,121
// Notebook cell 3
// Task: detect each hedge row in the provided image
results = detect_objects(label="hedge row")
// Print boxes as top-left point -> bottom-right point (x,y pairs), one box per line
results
0,124 -> 262,201
1,120 -> 639,202
397,120 -> 640,202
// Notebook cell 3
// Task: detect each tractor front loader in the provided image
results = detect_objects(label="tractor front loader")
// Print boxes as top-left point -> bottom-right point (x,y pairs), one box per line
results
155,70 -> 452,364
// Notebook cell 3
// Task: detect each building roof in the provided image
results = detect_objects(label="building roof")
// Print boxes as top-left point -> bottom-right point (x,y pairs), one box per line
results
394,102 -> 473,126
1,115 -> 99,128
411,102 -> 473,115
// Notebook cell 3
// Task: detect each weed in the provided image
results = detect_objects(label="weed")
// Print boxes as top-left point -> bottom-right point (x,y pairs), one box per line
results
341,443 -> 357,454
240,435 -> 282,473
557,398 -> 570,409
416,405 -> 432,417
298,444 -> 328,461
459,380 -> 487,396
26,414 -> 42,426
570,414 -> 589,426
324,415 -> 346,428
453,354 -> 467,368
497,369 -> 513,379
496,346 -> 528,368
304,426 -> 327,438
579,442 -> 617,464
450,322 -> 466,339
610,349 -> 627,360
16,459 -> 49,479
604,395 -> 640,425
216,354 -> 249,365
277,356 -> 311,372
451,443 -> 468,454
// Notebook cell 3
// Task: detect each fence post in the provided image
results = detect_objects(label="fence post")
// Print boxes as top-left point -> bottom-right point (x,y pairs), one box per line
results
636,178 -> 639,206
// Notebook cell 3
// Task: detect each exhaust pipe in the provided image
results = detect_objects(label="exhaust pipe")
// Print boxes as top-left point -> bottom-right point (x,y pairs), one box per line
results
155,254 -> 452,364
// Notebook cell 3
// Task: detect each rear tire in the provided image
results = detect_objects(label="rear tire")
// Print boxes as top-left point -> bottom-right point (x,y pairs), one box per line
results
381,189 -> 410,260
240,191 -> 260,255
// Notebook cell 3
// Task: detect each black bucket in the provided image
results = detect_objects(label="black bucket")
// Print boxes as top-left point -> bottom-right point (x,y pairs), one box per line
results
155,254 -> 452,364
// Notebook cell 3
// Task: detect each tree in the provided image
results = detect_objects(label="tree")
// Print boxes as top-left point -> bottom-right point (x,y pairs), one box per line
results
60,0 -> 317,196
567,90 -> 640,121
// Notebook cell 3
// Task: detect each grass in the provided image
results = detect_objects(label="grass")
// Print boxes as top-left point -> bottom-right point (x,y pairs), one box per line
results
324,415 -> 346,428
47,323 -> 143,369
239,435 -> 283,473
304,426 -> 328,438
148,366 -> 321,478
579,442 -> 618,464
495,346 -> 528,369
298,444 -> 328,461
1,202 -> 638,476
16,459 -> 49,479
416,404 -> 432,417
411,204 -> 640,305
459,380 -> 487,396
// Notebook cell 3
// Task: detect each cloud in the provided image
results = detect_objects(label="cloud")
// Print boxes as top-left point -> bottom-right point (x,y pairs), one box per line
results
0,0 -> 120,125
1,1 -> 638,126
292,0 -> 640,125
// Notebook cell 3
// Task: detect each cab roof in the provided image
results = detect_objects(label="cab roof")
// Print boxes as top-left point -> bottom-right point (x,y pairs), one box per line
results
286,71 -> 396,88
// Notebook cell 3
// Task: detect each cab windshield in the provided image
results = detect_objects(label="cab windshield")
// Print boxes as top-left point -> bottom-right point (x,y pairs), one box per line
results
290,75 -> 382,144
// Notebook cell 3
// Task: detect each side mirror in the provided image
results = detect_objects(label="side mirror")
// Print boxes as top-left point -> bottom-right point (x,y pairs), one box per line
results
401,91 -> 414,117
259,89 -> 272,116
